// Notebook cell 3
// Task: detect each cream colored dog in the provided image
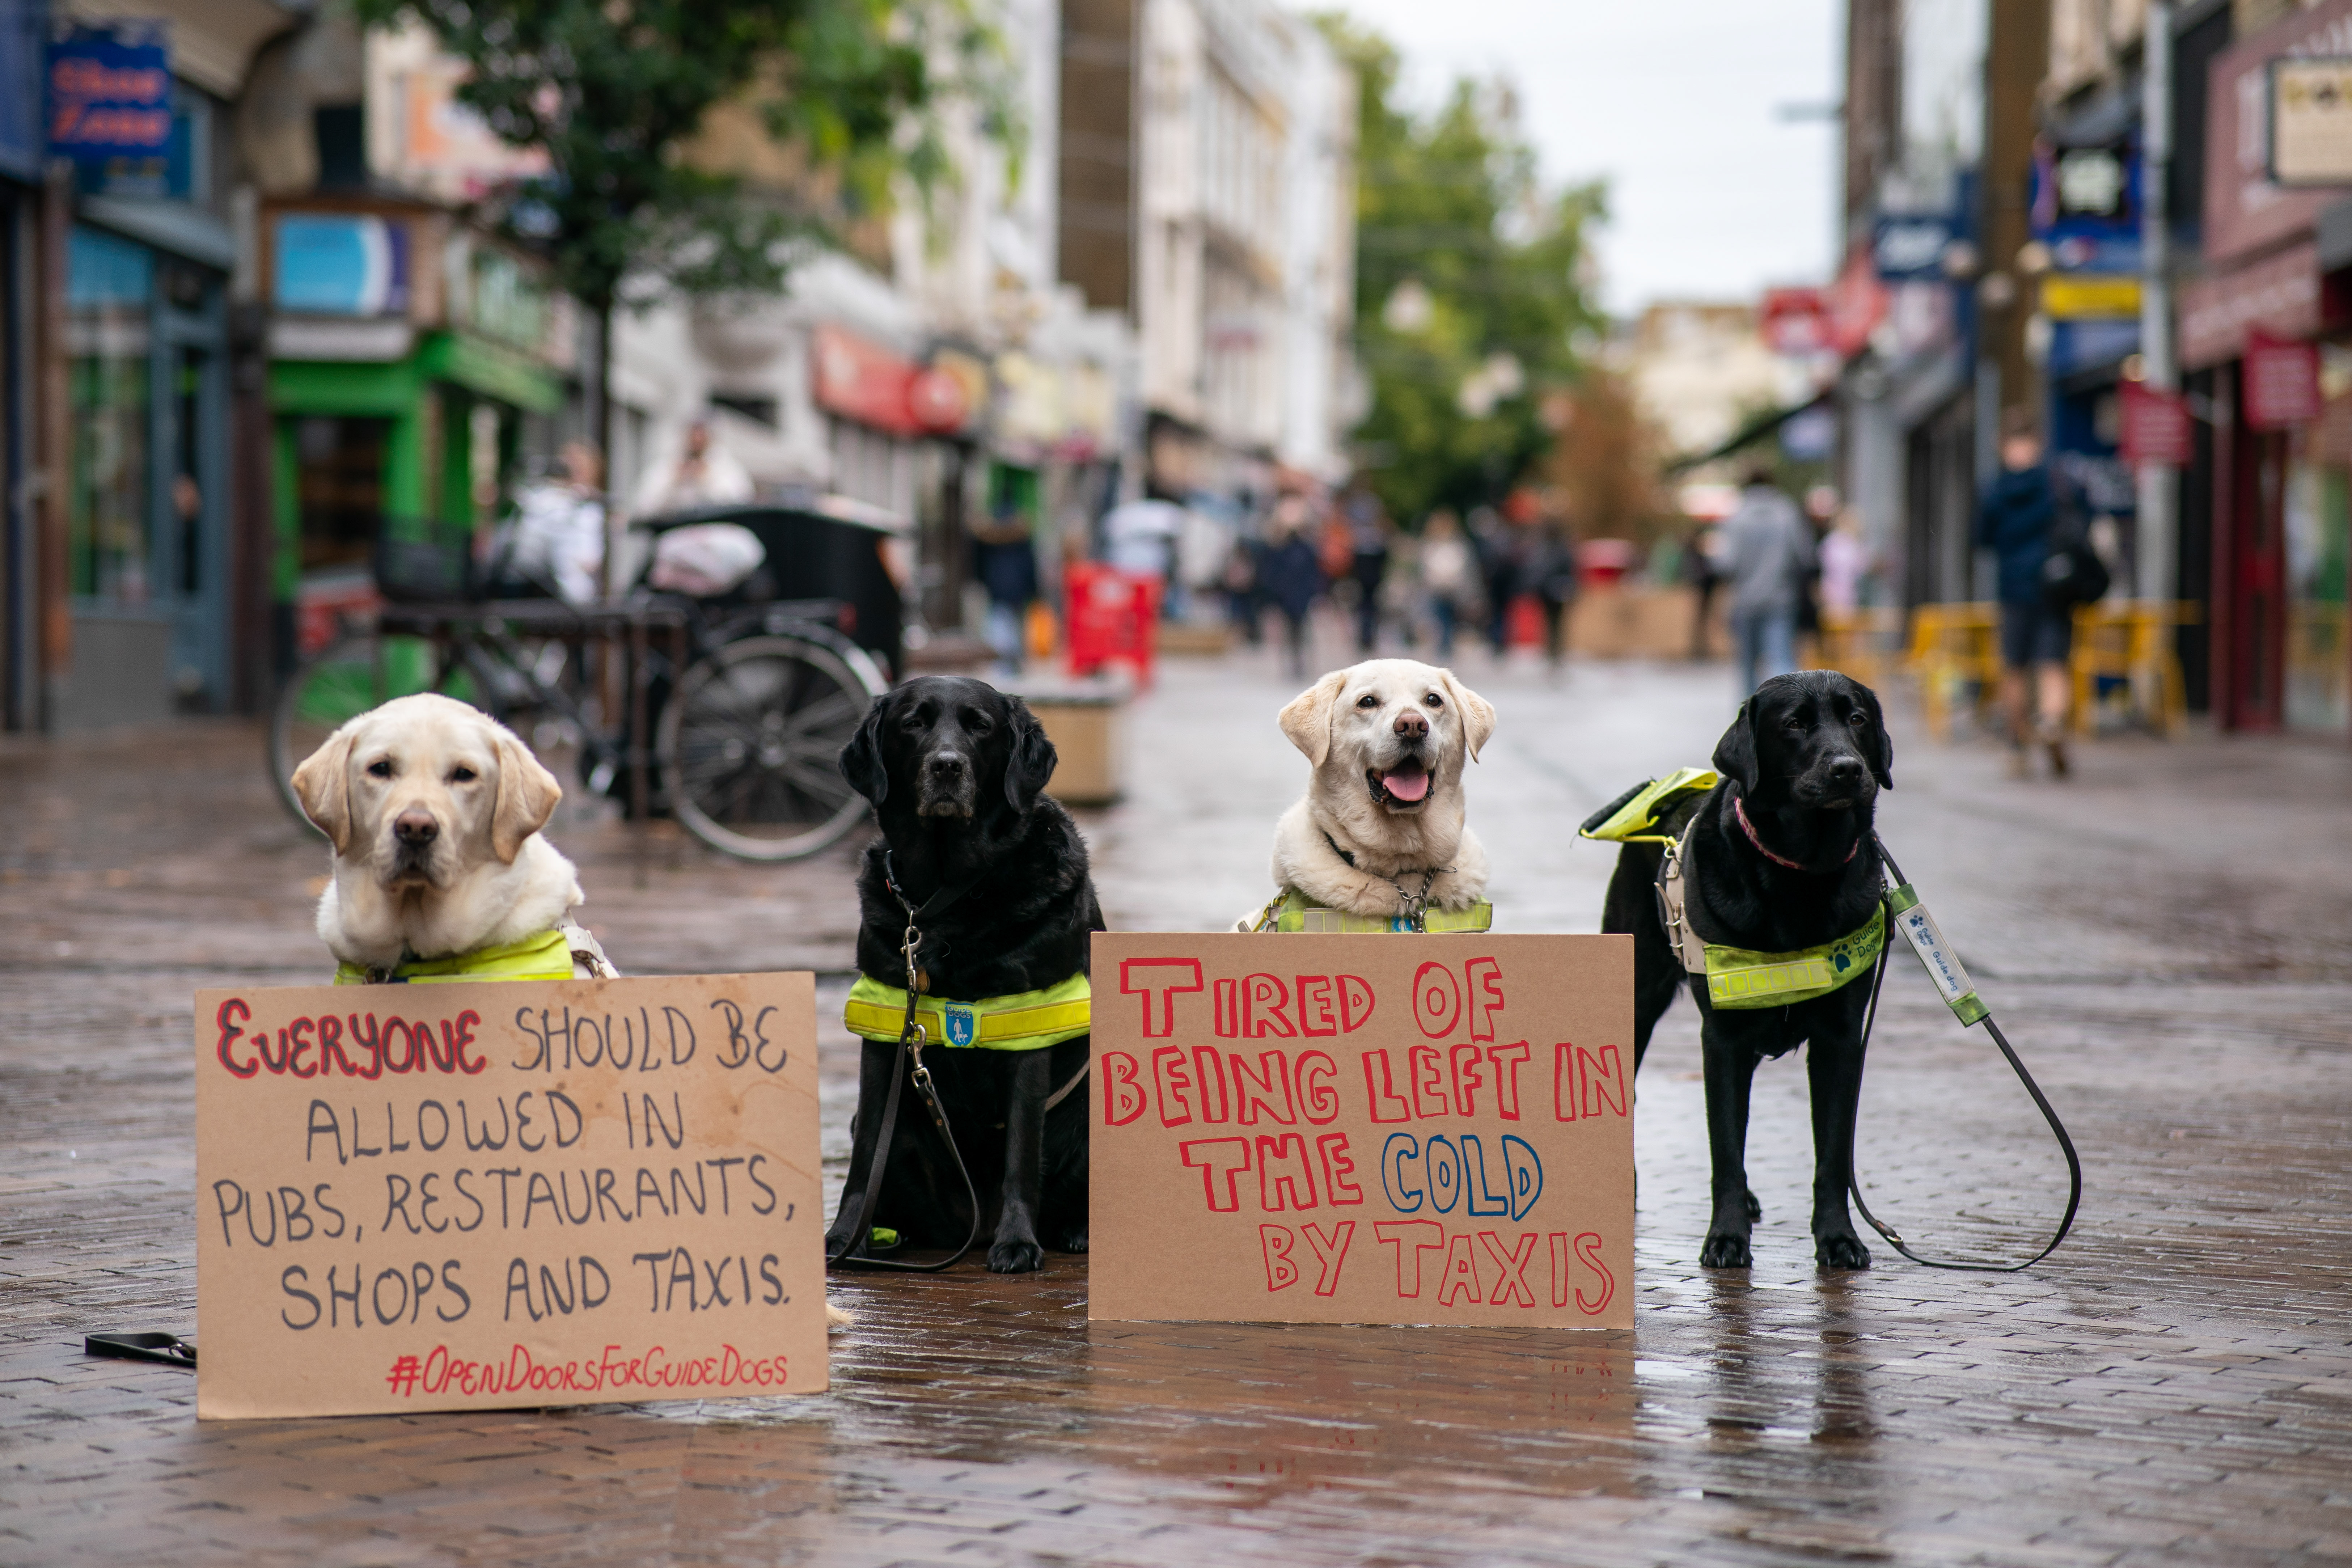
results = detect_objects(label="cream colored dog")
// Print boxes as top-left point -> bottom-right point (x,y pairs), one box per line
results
1239,659 -> 1496,927
291,692 -> 594,976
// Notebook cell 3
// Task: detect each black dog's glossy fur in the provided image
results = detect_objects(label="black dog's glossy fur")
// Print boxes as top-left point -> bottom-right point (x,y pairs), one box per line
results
1603,671 -> 1894,1271
829,676 -> 1103,1273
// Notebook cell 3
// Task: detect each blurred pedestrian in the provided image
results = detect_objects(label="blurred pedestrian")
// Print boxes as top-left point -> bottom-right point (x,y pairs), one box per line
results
1531,512 -> 1580,670
969,504 -> 1039,675
1976,413 -> 2073,777
631,416 -> 753,516
1467,506 -> 1518,653
495,440 -> 606,605
1420,509 -> 1474,658
1720,463 -> 1815,698
1344,495 -> 1391,654
1260,496 -> 1327,679
1680,520 -> 1722,660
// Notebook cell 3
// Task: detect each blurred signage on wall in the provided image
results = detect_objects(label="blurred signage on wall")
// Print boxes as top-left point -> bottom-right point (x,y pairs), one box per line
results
2180,239 -> 2322,367
2246,330 -> 2322,428
1759,288 -> 1829,356
47,25 -> 174,190
1825,245 -> 1889,358
2271,57 -> 2352,185
998,352 -> 1116,459
389,55 -> 552,201
2206,0 -> 2352,265
1872,213 -> 1960,281
272,214 -> 411,316
814,324 -> 931,438
2120,381 -> 2194,466
2041,274 -> 2143,319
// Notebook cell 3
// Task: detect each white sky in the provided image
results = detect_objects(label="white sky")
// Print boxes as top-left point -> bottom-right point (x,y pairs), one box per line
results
1330,0 -> 1844,318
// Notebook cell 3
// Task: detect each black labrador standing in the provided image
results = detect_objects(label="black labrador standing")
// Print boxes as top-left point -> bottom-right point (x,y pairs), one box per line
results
1602,671 -> 1894,1270
829,676 -> 1101,1272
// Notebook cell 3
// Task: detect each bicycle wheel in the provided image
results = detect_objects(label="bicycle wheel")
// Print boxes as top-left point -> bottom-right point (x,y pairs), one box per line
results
658,634 -> 875,861
268,632 -> 498,829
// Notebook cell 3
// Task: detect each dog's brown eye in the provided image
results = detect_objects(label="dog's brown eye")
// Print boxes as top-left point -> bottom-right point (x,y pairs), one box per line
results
1356,694 -> 1379,709
1424,693 -> 1442,707
367,759 -> 393,779
450,766 -> 476,783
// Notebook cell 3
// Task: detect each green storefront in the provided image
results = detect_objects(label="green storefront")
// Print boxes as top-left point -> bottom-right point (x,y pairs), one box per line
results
265,200 -> 566,658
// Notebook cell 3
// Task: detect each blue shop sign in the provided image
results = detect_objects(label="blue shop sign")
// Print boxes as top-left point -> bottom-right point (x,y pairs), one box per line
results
2031,140 -> 2142,272
1873,213 -> 1961,282
47,26 -> 172,164
273,214 -> 411,316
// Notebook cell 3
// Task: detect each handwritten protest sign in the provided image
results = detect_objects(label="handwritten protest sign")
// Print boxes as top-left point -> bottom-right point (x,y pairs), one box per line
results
193,973 -> 824,1419
1090,934 -> 1632,1327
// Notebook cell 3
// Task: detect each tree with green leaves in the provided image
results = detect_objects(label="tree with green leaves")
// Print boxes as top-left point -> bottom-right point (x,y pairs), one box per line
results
1316,17 -> 1606,526
352,0 -> 1010,493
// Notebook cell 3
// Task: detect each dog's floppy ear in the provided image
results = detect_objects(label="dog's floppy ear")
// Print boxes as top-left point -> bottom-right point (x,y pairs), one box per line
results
1713,701 -> 1760,796
1854,679 -> 1894,789
1437,669 -> 1495,762
839,696 -> 891,806
1004,697 -> 1058,810
1278,670 -> 1348,766
490,727 -> 563,864
291,725 -> 358,853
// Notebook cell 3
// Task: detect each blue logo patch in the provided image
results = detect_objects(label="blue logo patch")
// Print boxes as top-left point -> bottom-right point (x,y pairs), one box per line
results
944,1004 -> 977,1047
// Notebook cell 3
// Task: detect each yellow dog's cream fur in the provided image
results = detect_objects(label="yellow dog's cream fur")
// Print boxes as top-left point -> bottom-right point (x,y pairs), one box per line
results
1238,659 -> 1496,928
291,693 -> 584,973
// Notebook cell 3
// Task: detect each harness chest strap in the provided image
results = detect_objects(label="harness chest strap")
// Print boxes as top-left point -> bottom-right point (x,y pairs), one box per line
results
844,971 -> 1092,1052
1248,888 -> 1495,934
332,921 -> 616,986
1657,832 -> 1886,1009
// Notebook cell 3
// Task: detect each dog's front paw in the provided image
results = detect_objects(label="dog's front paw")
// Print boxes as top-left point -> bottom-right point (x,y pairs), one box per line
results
1814,1230 -> 1871,1271
1744,1188 -> 1763,1223
1699,1229 -> 1753,1269
987,1235 -> 1045,1273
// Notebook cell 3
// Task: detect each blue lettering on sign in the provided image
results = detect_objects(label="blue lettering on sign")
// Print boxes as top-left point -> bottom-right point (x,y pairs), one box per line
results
1381,1132 -> 1422,1212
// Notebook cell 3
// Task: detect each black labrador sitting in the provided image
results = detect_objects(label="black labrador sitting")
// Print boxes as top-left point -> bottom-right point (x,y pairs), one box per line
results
1602,671 -> 1894,1271
829,676 -> 1102,1273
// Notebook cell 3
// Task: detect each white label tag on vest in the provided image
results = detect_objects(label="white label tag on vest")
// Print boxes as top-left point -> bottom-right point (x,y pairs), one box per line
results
1894,899 -> 1975,1010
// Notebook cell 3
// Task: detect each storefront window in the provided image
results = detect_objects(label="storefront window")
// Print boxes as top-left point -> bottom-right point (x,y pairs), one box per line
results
2288,359 -> 2352,734
66,227 -> 153,604
294,415 -> 392,574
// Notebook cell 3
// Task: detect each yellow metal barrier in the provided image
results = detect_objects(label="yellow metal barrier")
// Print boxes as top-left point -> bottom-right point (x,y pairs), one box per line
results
1807,607 -> 1905,689
2069,600 -> 2198,737
1905,603 -> 2002,742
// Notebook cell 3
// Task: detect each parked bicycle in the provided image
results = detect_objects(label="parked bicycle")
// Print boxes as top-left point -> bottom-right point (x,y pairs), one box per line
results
268,500 -> 902,862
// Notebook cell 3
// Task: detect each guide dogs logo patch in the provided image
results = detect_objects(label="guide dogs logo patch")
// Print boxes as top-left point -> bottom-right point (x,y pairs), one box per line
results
944,1003 -> 977,1047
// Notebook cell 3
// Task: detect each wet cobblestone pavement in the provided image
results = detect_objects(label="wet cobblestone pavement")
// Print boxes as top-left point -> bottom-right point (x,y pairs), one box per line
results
6,642 -> 2352,1565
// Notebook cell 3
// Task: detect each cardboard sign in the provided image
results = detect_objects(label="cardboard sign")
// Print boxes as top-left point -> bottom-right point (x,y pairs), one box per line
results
193,973 -> 825,1419
1088,934 -> 1633,1328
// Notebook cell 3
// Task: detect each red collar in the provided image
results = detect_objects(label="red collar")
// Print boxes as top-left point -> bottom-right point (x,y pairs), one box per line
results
1734,794 -> 1859,871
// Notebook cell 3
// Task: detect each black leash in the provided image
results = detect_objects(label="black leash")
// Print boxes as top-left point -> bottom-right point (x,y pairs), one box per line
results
1847,836 -> 2084,1271
827,850 -> 987,1273
85,1332 -> 195,1369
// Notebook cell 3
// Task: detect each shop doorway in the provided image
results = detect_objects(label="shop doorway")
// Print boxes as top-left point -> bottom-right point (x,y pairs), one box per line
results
2217,368 -> 2289,731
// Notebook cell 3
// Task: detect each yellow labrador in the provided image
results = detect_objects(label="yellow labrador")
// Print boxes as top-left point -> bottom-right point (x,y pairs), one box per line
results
1239,659 -> 1496,927
290,693 -> 603,978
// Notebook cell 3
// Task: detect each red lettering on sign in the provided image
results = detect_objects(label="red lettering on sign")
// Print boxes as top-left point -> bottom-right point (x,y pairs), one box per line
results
1437,1233 -> 1484,1305
1480,1231 -> 1539,1307
1151,1045 -> 1194,1127
1485,1041 -> 1530,1119
1412,962 -> 1460,1037
1102,1051 -> 1147,1125
1179,1137 -> 1252,1211
1213,977 -> 1239,1037
1294,974 -> 1338,1036
1193,1046 -> 1230,1122
1577,1045 -> 1629,1119
1231,1050 -> 1296,1125
1360,1048 -> 1412,1123
1374,1219 -> 1445,1296
1119,958 -> 1203,1037
1553,1231 -> 1614,1314
1260,1225 -> 1299,1290
1243,974 -> 1294,1038
1295,1050 -> 1340,1123
1465,956 -> 1505,1041
1315,1132 -> 1362,1204
1449,1043 -> 1488,1116
216,997 -> 258,1077
1256,1133 -> 1319,1211
1301,1220 -> 1355,1295
1408,1044 -> 1448,1119
1337,974 -> 1376,1032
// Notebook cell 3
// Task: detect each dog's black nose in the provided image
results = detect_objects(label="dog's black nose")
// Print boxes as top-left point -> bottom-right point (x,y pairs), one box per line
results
1826,755 -> 1867,787
393,808 -> 439,845
928,751 -> 967,778
1394,710 -> 1429,741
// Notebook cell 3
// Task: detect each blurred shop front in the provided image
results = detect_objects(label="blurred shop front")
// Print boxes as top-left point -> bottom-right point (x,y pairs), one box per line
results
265,198 -> 570,667
2186,0 -> 2352,736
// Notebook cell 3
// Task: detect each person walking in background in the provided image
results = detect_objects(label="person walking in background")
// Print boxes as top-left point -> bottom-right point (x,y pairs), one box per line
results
1680,519 -> 1722,659
1532,510 -> 1580,671
1819,505 -> 1869,616
1720,463 -> 1814,698
1345,494 -> 1391,654
1260,496 -> 1327,678
1420,509 -> 1474,657
496,440 -> 607,605
630,415 -> 753,516
969,504 -> 1040,676
1977,413 -> 2074,778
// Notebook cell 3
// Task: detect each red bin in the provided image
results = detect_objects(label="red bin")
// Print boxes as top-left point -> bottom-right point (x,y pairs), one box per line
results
1063,562 -> 1162,687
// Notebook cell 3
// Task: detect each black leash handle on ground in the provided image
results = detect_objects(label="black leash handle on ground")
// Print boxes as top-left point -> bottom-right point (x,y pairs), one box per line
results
1847,837 -> 2084,1272
827,852 -> 985,1274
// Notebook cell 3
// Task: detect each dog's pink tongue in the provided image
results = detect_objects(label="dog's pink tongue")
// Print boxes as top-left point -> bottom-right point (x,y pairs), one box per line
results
1383,768 -> 1430,802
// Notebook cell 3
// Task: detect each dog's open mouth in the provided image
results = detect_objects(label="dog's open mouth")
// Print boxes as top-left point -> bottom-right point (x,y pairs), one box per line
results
1367,762 -> 1431,811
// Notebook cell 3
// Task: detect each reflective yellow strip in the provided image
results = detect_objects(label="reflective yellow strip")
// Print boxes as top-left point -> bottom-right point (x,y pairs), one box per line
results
843,973 -> 1092,1050
1702,905 -> 1886,1010
1276,897 -> 1493,933
334,929 -> 576,985
978,999 -> 1092,1042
